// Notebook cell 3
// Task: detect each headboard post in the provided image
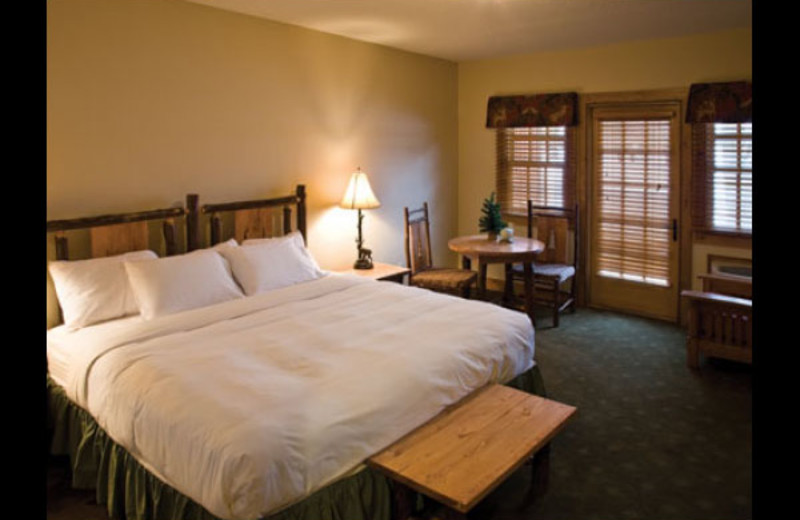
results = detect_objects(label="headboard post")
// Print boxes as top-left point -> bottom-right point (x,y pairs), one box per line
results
163,220 -> 177,256
55,234 -> 69,261
210,216 -> 222,246
283,206 -> 292,236
296,184 -> 307,243
186,193 -> 200,252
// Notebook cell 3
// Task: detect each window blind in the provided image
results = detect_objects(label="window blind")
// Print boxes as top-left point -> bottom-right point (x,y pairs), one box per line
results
595,118 -> 672,286
691,123 -> 752,233
496,126 -> 576,216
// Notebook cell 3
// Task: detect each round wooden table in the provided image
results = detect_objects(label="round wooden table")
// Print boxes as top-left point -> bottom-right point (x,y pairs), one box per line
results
448,234 -> 545,325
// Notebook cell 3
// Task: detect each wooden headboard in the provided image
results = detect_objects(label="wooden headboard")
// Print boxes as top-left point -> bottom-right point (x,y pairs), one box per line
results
46,186 -> 306,328
46,203 -> 190,328
46,205 -> 188,261
189,185 -> 307,249
47,185 -> 308,259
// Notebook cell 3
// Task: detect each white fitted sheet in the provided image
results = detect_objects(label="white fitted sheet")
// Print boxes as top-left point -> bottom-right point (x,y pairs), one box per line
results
47,273 -> 535,520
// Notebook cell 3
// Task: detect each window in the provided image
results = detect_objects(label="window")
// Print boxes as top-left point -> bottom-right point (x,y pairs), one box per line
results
495,126 -> 575,215
711,123 -> 752,232
691,123 -> 752,234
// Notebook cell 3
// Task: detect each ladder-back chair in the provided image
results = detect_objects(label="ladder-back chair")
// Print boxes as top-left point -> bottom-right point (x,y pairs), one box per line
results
404,202 -> 477,298
505,202 -> 578,327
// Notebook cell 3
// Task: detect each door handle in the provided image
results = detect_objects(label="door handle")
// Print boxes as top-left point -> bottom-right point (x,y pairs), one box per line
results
672,219 -> 678,242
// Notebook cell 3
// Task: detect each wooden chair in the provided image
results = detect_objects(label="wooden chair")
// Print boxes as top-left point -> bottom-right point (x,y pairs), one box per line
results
504,202 -> 578,327
404,202 -> 477,298
682,274 -> 752,368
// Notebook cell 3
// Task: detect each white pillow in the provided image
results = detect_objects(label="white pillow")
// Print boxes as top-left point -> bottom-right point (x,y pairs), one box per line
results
49,250 -> 157,329
189,238 -> 239,257
124,249 -> 244,320
192,238 -> 239,276
241,231 -> 300,247
242,231 -> 323,273
221,234 -> 324,296
209,238 -> 238,252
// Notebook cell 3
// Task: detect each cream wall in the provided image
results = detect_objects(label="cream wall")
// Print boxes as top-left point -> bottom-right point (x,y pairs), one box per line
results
457,28 -> 752,284
47,0 -> 458,328
47,0 -> 457,265
47,1 -> 751,327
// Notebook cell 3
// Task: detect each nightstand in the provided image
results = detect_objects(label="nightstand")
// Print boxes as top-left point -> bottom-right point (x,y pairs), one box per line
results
338,262 -> 411,283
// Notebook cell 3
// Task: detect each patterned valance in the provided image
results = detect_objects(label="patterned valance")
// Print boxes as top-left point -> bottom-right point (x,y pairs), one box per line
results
686,81 -> 752,124
486,92 -> 578,128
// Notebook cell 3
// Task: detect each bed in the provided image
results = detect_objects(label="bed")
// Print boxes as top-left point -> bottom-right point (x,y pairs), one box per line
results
46,185 -> 544,520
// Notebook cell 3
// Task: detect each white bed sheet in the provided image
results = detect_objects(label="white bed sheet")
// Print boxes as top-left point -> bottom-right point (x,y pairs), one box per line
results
47,273 -> 535,520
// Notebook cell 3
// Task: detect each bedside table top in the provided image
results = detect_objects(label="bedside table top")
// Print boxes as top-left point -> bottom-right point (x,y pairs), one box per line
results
337,262 -> 411,281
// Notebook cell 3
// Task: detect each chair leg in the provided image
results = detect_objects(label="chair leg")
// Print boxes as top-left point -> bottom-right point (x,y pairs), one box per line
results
523,263 -> 536,328
552,279 -> 560,328
569,276 -> 577,313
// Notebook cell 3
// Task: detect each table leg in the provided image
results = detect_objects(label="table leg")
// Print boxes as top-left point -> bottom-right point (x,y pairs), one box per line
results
503,263 -> 514,305
523,262 -> 536,326
477,260 -> 487,300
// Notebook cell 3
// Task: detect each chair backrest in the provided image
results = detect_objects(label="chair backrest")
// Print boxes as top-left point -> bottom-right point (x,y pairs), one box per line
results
526,202 -> 579,267
404,202 -> 433,274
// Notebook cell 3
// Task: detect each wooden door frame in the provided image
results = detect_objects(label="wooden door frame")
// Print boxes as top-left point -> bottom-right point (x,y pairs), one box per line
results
575,88 -> 692,323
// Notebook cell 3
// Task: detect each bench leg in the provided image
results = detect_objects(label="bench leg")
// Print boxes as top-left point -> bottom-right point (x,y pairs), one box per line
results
686,303 -> 701,368
520,443 -> 551,510
390,484 -> 476,520
687,339 -> 700,368
390,481 -> 417,520
532,443 -> 551,495
428,506 -> 470,520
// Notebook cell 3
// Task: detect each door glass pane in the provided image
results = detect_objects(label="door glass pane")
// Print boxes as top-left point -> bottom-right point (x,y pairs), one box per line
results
596,119 -> 672,287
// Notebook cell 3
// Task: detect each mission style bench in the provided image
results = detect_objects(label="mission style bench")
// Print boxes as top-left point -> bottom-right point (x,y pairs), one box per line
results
367,384 -> 576,518
682,273 -> 752,368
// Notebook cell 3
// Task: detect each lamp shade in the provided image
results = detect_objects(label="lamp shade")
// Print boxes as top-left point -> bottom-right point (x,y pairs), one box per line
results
340,169 -> 381,210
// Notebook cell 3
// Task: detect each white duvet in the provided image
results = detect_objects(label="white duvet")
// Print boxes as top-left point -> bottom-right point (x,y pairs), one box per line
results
47,274 -> 535,520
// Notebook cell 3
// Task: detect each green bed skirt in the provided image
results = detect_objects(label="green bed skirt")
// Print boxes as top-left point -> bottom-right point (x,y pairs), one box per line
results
47,366 -> 545,520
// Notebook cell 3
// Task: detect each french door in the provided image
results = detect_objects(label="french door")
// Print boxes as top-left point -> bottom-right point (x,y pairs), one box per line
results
588,104 -> 681,321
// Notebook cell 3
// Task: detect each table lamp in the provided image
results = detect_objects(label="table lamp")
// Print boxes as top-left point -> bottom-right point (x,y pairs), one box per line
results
340,167 -> 381,269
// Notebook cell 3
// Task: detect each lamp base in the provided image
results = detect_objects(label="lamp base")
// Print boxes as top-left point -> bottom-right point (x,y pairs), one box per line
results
353,258 -> 373,270
354,245 -> 374,270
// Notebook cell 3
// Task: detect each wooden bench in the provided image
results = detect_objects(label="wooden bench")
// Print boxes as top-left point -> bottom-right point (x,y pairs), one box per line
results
682,289 -> 752,368
367,384 -> 576,517
697,273 -> 752,299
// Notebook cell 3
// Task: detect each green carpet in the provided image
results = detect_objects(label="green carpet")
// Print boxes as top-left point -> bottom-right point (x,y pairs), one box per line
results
483,306 -> 752,520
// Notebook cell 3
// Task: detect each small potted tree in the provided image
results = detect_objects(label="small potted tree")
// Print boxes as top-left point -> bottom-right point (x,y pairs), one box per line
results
478,192 -> 507,241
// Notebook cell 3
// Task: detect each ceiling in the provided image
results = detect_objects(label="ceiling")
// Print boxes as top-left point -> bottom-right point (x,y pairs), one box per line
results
184,0 -> 752,62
